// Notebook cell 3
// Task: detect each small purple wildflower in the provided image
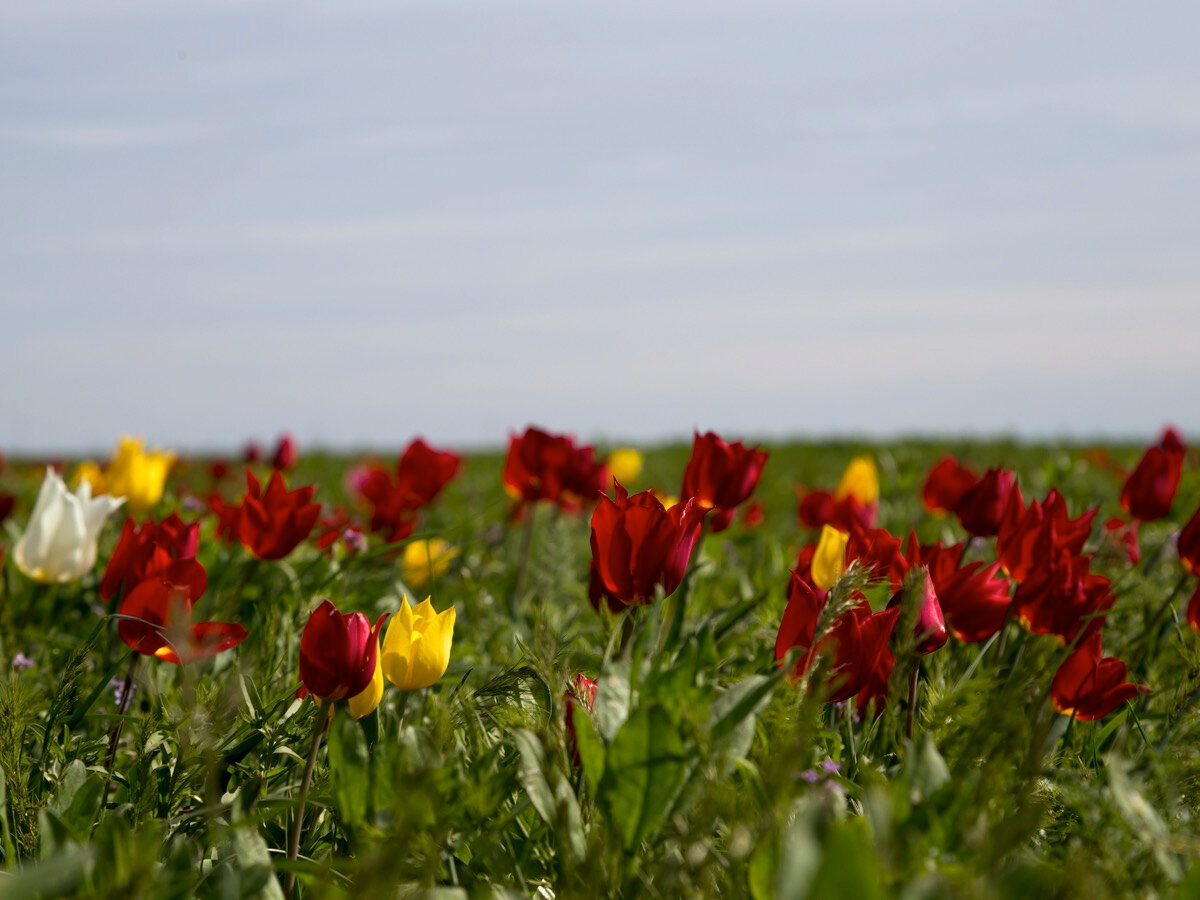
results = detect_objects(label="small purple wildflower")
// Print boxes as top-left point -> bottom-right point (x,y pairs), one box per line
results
110,678 -> 136,708
12,653 -> 35,670
800,769 -> 820,783
820,758 -> 841,775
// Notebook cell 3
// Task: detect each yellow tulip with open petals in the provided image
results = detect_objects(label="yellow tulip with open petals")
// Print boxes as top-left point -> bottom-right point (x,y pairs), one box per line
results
381,596 -> 456,691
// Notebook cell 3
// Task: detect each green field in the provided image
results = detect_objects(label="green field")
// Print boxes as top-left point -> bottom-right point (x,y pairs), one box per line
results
0,435 -> 1198,898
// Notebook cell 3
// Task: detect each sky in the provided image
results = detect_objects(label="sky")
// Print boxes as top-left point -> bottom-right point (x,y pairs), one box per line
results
3,0 -> 1198,454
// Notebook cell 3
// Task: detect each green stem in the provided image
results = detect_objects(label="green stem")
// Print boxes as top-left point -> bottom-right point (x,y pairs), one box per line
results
510,504 -> 537,616
284,697 -> 333,898
905,660 -> 920,741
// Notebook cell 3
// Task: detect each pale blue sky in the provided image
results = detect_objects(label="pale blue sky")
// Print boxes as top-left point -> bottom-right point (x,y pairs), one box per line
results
3,0 -> 1198,453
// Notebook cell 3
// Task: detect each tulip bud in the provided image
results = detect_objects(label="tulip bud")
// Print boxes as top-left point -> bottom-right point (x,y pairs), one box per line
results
400,539 -> 458,588
14,469 -> 124,583
811,525 -> 849,591
834,456 -> 879,506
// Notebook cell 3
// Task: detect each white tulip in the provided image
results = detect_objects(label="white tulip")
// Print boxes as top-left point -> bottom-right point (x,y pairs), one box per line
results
13,469 -> 124,584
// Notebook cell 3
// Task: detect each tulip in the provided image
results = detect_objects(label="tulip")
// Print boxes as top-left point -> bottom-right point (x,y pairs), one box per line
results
680,431 -> 768,532
381,596 -> 456,691
1013,553 -> 1114,645
835,456 -> 879,507
237,469 -> 321,561
906,536 -> 1011,643
1120,427 -> 1186,522
117,559 -> 245,664
1187,584 -> 1200,634
921,456 -> 978,516
298,599 -> 388,701
103,437 -> 176,511
1177,504 -> 1200,574
0,493 -> 14,526
815,603 -> 901,706
401,538 -> 458,588
503,426 -> 608,513
14,469 -> 124,583
588,482 -> 707,608
899,568 -> 947,655
775,571 -> 825,678
101,513 -> 200,601
607,448 -> 644,485
845,525 -> 908,591
955,467 -> 1016,537
271,433 -> 298,470
1050,633 -> 1148,721
996,488 -> 1097,583
1103,516 -> 1141,565
796,488 -> 875,532
811,525 -> 850,591
395,438 -> 462,508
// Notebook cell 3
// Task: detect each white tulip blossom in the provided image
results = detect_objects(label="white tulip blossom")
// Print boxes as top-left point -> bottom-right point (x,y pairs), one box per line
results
13,469 -> 124,583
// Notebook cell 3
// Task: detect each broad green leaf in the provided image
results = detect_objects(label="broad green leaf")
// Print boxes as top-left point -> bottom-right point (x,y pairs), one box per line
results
592,661 -> 632,743
572,705 -> 606,796
511,729 -> 556,826
598,702 -> 688,852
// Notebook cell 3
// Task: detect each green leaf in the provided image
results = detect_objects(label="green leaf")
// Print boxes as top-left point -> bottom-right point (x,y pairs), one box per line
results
46,760 -> 105,841
708,674 -> 776,749
572,705 -> 606,796
906,733 -> 950,804
592,660 -> 632,743
598,702 -> 688,852
511,729 -> 556,826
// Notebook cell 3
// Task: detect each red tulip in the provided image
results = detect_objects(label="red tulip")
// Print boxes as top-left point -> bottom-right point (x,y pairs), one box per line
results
904,535 -> 1011,643
1013,553 -> 1114,645
845,525 -> 908,591
101,514 -> 201,601
896,568 -> 947,655
117,559 -> 245,664
921,456 -> 979,515
823,604 -> 902,706
237,470 -> 321,561
1120,427 -> 1186,522
395,438 -> 462,508
355,438 -> 461,543
796,488 -> 875,532
997,487 -> 1096,583
1103,516 -> 1141,565
1178,505 -> 1200,574
1186,584 -> 1200,633
271,433 -> 298,470
775,577 -> 901,708
0,493 -> 14,526
588,482 -> 707,608
955,467 -> 1016,537
741,499 -> 765,529
1050,632 -> 1148,721
681,431 -> 768,533
298,599 -> 387,701
504,426 -> 608,513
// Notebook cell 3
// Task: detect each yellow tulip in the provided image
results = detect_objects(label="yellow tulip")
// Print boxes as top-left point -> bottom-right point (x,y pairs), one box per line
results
811,525 -> 849,591
347,652 -> 384,719
104,437 -> 176,510
400,539 -> 458,588
834,456 -> 878,506
607,448 -> 644,485
381,596 -> 456,691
